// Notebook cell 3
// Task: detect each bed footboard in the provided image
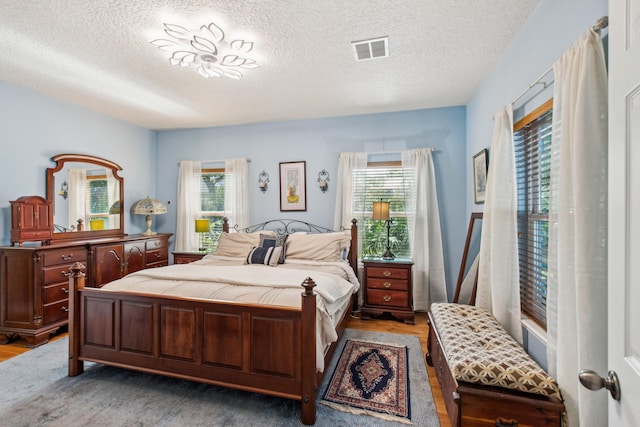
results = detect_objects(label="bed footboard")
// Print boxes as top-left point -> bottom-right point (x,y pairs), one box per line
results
68,262 -> 319,425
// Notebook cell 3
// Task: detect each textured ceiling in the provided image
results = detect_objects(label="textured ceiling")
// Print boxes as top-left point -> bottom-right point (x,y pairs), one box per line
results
0,0 -> 539,130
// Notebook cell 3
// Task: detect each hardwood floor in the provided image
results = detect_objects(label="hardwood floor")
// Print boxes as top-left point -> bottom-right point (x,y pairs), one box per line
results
0,313 -> 450,426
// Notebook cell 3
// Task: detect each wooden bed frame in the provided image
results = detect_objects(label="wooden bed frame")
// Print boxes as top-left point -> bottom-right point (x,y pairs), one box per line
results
68,219 -> 358,425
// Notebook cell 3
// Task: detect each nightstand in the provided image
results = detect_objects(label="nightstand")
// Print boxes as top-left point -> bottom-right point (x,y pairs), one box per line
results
361,259 -> 415,324
172,251 -> 206,264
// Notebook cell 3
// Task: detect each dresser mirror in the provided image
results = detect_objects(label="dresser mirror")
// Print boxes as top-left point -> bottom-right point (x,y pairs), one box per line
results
46,154 -> 125,241
453,212 -> 482,305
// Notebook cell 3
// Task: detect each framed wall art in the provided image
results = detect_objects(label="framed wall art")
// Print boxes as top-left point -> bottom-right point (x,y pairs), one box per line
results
279,161 -> 307,211
472,149 -> 488,204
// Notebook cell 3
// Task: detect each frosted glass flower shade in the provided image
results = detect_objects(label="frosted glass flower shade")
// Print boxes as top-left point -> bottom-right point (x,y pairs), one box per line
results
131,197 -> 167,235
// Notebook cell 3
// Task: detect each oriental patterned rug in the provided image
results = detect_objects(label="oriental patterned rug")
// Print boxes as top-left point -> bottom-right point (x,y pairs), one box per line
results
321,339 -> 411,424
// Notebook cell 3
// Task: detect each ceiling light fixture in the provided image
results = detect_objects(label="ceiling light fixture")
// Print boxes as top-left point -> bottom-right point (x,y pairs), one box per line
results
150,22 -> 260,80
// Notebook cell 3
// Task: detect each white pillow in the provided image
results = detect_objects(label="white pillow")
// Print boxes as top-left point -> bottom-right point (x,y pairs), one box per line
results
285,232 -> 351,262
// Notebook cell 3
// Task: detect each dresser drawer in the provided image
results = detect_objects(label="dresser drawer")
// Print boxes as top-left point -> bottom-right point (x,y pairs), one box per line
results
367,266 -> 409,280
146,248 -> 168,265
146,238 -> 167,251
43,282 -> 70,305
367,277 -> 409,291
43,299 -> 69,324
41,247 -> 87,267
366,289 -> 409,308
43,264 -> 74,286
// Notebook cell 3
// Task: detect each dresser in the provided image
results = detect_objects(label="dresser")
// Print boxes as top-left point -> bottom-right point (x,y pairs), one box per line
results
361,259 -> 415,324
0,233 -> 171,346
172,251 -> 206,264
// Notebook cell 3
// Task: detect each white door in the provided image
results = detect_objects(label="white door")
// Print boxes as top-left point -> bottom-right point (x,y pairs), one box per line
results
607,0 -> 640,425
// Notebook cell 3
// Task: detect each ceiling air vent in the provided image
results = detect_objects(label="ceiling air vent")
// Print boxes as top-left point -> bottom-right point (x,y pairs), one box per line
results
351,36 -> 388,62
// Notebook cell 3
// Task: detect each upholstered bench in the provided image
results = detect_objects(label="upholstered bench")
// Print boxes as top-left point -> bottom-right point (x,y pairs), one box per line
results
426,302 -> 566,427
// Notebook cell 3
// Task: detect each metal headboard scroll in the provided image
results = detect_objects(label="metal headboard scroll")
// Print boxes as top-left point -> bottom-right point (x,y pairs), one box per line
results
232,218 -> 337,235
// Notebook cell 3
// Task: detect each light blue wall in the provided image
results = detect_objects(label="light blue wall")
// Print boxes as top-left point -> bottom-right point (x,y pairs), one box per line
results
156,107 -> 467,299
465,0 -> 608,367
466,0 -> 608,216
0,82 -> 158,243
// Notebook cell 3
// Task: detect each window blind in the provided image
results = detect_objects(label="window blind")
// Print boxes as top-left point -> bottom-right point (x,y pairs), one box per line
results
514,103 -> 553,329
352,164 -> 413,258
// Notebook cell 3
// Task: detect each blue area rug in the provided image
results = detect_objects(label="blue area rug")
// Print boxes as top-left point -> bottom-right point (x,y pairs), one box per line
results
0,329 -> 439,426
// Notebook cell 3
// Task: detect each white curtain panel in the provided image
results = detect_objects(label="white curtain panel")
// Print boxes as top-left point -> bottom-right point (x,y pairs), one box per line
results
401,148 -> 447,310
68,168 -> 86,230
477,104 -> 523,343
224,158 -> 250,229
333,152 -> 367,232
175,160 -> 201,251
105,168 -> 118,227
547,28 -> 608,427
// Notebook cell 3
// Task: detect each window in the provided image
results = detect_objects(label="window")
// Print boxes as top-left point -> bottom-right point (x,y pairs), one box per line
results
198,168 -> 225,251
352,162 -> 413,259
514,99 -> 553,329
85,174 -> 110,229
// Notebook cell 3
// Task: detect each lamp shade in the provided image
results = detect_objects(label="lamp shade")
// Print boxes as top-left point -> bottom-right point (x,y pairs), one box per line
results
195,218 -> 210,233
131,197 -> 168,216
371,200 -> 390,221
108,200 -> 121,215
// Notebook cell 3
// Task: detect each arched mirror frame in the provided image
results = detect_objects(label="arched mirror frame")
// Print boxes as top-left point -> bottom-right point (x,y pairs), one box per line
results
46,153 -> 125,241
453,212 -> 483,305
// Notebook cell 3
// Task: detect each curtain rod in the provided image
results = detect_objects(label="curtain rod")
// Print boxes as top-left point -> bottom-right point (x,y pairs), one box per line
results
178,158 -> 251,165
510,16 -> 608,106
349,148 -> 437,156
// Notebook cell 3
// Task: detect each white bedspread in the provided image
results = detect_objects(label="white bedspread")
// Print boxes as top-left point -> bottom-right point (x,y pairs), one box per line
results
100,259 -> 360,372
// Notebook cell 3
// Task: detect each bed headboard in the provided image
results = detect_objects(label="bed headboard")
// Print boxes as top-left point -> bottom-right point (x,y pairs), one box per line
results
222,218 -> 358,275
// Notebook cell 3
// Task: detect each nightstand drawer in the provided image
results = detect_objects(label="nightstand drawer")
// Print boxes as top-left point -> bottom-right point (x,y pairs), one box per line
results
367,277 -> 409,291
367,266 -> 409,280
366,289 -> 409,308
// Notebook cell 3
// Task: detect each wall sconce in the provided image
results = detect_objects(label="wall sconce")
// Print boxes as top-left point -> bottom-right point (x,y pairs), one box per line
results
195,218 -> 210,252
372,199 -> 395,260
58,181 -> 68,199
258,170 -> 269,192
318,170 -> 330,193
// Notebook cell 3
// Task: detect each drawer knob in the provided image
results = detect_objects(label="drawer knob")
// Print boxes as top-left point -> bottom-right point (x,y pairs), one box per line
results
155,253 -> 161,259
383,270 -> 391,277
383,295 -> 391,302
61,254 -> 74,261
61,306 -> 69,312
383,281 -> 391,288
61,287 -> 69,294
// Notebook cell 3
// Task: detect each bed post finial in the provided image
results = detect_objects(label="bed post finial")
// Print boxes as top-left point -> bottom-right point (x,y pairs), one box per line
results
301,277 -> 316,296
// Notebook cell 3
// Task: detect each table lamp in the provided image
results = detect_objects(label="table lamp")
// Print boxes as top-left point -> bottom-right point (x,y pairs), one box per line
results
131,197 -> 167,235
195,218 -> 210,252
372,199 -> 395,260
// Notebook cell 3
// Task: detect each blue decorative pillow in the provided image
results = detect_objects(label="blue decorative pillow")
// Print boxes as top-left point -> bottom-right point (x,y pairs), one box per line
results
259,234 -> 287,264
246,246 -> 282,266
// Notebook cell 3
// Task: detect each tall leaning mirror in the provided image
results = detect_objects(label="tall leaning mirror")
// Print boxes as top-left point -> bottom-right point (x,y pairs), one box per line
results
46,154 -> 125,241
453,212 -> 483,305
